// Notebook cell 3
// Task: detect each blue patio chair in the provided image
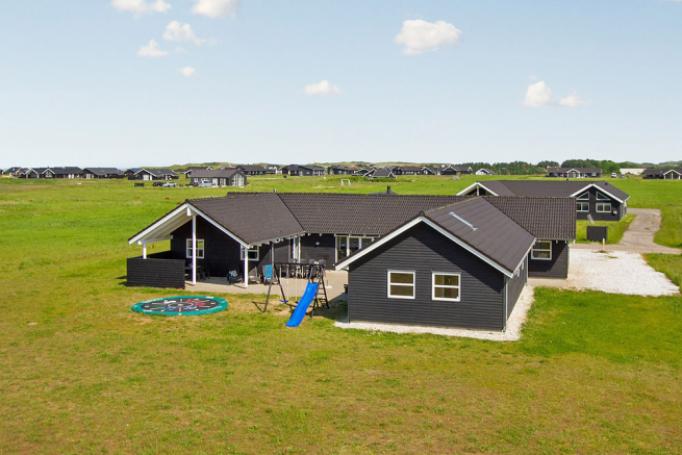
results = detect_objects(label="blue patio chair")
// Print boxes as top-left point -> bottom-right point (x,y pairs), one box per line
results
262,264 -> 274,283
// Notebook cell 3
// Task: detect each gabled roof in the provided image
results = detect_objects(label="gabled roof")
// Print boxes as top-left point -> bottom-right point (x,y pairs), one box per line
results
190,168 -> 243,178
50,167 -> 83,175
547,167 -> 602,174
369,168 -> 395,178
237,165 -> 267,172
335,198 -> 535,276
135,168 -> 178,177
83,167 -> 124,176
130,192 -> 576,247
457,180 -> 629,203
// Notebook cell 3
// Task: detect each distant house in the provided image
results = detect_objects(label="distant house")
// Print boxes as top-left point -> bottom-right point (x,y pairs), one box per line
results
642,168 -> 682,180
189,168 -> 247,187
392,166 -> 424,176
367,168 -> 396,179
237,165 -> 268,176
50,167 -> 83,179
282,165 -> 326,176
82,168 -> 125,179
263,164 -> 281,174
546,167 -> 602,178
354,168 -> 371,176
458,180 -> 630,222
441,165 -> 473,176
22,168 -> 44,178
2,167 -> 22,176
422,167 -> 437,175
328,166 -> 355,175
475,168 -> 494,176
130,168 -> 179,181
620,168 -> 645,176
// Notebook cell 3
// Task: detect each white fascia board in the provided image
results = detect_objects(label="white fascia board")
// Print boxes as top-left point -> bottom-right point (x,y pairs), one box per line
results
186,203 -> 249,247
569,184 -> 625,203
128,203 -> 190,245
455,182 -> 499,196
335,216 -> 514,278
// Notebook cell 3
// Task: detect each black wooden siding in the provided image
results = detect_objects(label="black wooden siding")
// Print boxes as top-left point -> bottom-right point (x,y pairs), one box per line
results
576,186 -> 625,221
347,223 -> 507,330
506,256 -> 527,318
301,234 -> 336,265
528,240 -> 569,278
127,253 -> 185,288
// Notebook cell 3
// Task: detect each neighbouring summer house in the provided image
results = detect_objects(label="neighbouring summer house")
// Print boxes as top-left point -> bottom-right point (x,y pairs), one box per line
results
127,192 -> 575,331
457,180 -> 629,222
189,168 -> 247,187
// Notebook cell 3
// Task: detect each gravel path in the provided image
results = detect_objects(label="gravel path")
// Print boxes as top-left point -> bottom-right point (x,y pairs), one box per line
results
573,208 -> 680,254
530,249 -> 679,296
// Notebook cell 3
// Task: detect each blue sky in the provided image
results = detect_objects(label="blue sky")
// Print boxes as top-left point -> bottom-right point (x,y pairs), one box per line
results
1,0 -> 680,167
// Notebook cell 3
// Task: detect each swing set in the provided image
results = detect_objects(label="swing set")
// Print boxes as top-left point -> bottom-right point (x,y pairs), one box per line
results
259,262 -> 330,320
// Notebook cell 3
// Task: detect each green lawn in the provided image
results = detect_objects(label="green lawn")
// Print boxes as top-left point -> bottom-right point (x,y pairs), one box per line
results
646,254 -> 682,291
576,214 -> 635,244
1,177 -> 681,453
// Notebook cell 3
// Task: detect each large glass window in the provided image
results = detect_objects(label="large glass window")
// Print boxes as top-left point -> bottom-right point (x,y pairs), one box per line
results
387,271 -> 415,299
531,240 -> 552,261
432,273 -> 461,302
240,246 -> 259,261
596,191 -> 610,201
596,202 -> 612,213
186,238 -> 205,259
577,201 -> 589,212
576,192 -> 589,200
335,235 -> 376,262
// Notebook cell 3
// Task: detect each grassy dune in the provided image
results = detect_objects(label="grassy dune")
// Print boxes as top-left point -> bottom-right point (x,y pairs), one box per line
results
0,177 -> 681,453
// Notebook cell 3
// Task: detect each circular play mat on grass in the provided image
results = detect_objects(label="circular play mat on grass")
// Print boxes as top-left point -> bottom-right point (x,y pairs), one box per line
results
131,295 -> 228,316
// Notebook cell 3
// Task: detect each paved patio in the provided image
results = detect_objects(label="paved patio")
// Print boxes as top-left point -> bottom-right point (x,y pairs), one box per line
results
187,270 -> 349,300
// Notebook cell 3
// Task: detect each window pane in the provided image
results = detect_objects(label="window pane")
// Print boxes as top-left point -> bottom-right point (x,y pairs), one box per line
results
390,285 -> 413,296
533,250 -> 551,259
435,287 -> 459,299
435,274 -> 459,286
535,241 -> 551,250
390,273 -> 414,284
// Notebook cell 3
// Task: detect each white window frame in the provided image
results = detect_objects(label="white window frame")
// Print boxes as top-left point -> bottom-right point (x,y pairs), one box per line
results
240,245 -> 259,261
335,235 -> 376,262
387,270 -> 415,300
431,272 -> 461,302
596,202 -> 612,213
290,237 -> 301,261
530,240 -> 552,261
595,191 -> 610,201
577,192 -> 589,201
576,201 -> 589,213
186,238 -> 205,259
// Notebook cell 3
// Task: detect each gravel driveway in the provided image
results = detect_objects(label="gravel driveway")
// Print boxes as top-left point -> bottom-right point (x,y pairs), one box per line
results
530,249 -> 679,296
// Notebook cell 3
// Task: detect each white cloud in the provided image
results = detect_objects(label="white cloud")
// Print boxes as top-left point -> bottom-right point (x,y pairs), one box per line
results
559,93 -> 586,108
137,39 -> 168,58
394,19 -> 462,55
111,0 -> 170,14
524,81 -> 553,107
180,66 -> 196,77
304,80 -> 341,96
192,0 -> 239,18
163,21 -> 205,46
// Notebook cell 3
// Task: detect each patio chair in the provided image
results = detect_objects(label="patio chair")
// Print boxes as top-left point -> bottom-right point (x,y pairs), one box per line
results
227,269 -> 241,284
262,264 -> 274,284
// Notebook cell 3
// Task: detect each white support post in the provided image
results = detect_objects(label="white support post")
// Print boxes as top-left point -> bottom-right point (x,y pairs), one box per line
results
191,214 -> 197,285
243,245 -> 249,289
142,241 -> 147,259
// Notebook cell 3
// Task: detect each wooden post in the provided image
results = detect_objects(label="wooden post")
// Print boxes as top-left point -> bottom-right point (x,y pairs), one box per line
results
191,214 -> 197,285
243,246 -> 249,289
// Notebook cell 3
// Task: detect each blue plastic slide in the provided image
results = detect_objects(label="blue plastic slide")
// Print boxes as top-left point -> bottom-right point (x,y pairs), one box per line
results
285,282 -> 319,328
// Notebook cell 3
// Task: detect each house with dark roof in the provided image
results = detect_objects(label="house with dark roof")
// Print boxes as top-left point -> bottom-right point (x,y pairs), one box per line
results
237,165 -> 268,176
129,168 -> 179,181
441,165 -> 473,175
392,166 -> 425,176
546,167 -> 602,178
642,168 -> 682,180
475,168 -> 494,176
457,180 -> 629,222
82,168 -> 125,179
2,167 -> 22,176
328,165 -> 355,175
189,168 -> 247,187
366,168 -> 396,179
127,192 -> 575,331
282,164 -> 326,176
50,167 -> 83,179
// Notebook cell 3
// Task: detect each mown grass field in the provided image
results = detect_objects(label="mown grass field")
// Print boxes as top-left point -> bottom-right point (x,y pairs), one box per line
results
0,176 -> 681,454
